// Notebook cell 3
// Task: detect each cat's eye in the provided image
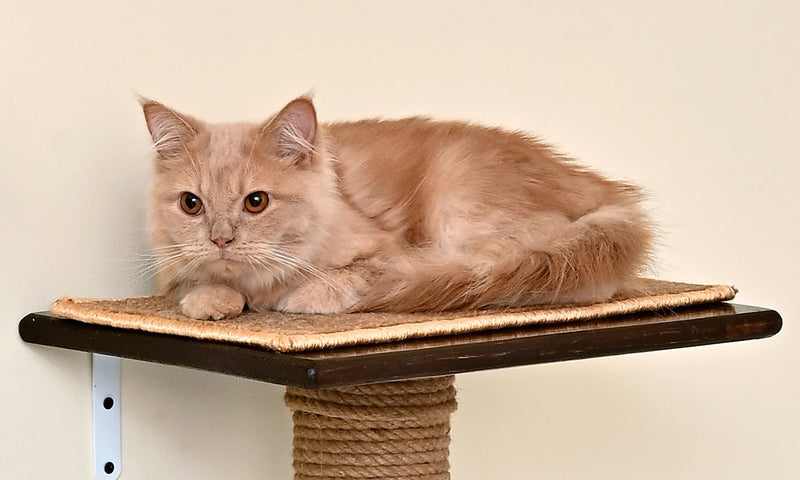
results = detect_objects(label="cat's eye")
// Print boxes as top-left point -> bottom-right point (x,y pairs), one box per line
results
179,192 -> 203,215
244,191 -> 269,213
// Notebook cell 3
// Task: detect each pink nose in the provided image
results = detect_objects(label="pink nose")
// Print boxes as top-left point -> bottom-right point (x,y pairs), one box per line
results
212,236 -> 234,249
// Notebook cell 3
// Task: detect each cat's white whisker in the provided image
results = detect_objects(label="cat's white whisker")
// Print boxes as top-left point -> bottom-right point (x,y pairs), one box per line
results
245,243 -> 345,297
270,255 -> 344,296
162,256 -> 204,288
131,254 -> 187,281
147,243 -> 196,251
124,240 -> 215,288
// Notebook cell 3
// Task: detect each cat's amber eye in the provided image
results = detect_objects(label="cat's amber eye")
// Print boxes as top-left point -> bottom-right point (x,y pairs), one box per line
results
244,191 -> 269,213
179,192 -> 203,215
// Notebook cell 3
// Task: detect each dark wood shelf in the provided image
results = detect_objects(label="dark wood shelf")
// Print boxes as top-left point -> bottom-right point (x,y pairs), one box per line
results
18,303 -> 781,389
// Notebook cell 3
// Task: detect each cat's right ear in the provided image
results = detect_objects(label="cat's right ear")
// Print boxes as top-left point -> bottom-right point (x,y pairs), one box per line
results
140,99 -> 200,164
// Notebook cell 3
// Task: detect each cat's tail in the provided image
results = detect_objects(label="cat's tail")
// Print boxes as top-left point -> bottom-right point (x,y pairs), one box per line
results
353,204 -> 653,312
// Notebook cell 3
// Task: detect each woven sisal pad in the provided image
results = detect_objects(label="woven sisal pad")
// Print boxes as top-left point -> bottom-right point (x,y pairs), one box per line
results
50,279 -> 735,353
286,376 -> 457,480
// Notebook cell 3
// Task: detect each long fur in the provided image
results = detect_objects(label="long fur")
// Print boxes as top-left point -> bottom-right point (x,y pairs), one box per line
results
355,204 -> 651,312
142,97 -> 653,317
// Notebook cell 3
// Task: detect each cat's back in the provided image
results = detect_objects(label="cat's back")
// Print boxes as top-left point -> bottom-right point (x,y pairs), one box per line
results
324,116 -> 556,197
325,118 -> 525,235
326,116 -> 531,163
324,117 -> 617,243
324,116 -> 596,187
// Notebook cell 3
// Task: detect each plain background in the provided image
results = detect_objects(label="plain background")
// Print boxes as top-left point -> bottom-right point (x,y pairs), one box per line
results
2,1 -> 798,478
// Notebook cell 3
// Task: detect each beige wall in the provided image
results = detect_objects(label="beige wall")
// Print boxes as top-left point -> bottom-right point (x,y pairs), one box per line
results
3,1 -> 798,478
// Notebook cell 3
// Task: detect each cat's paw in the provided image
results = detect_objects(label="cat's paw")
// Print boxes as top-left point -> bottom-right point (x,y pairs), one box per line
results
179,284 -> 246,320
277,279 -> 364,314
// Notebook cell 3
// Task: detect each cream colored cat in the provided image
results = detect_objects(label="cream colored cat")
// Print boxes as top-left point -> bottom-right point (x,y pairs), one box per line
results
142,97 -> 652,319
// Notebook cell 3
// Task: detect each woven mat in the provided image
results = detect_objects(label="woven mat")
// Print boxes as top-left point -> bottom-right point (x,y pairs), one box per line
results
50,279 -> 735,353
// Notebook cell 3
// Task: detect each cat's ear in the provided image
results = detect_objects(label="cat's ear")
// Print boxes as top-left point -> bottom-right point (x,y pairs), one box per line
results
261,97 -> 318,166
140,99 -> 201,163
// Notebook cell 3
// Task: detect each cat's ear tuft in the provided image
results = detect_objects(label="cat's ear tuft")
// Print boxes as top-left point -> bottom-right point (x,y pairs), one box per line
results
264,97 -> 318,165
140,99 -> 200,162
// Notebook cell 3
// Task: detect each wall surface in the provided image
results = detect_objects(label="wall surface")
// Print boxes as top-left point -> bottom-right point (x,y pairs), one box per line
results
2,1 -> 798,479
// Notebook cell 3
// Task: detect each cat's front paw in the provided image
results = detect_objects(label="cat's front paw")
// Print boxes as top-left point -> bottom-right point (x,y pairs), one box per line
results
179,284 -> 246,320
277,279 -> 363,314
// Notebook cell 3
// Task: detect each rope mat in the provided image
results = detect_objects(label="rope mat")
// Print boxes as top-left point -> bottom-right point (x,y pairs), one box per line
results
286,376 -> 457,480
50,279 -> 736,353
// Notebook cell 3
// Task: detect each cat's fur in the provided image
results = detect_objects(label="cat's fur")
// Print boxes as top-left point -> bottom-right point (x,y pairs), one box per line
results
142,97 -> 652,319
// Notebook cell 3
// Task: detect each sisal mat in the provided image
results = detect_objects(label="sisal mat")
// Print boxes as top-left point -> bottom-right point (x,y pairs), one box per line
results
50,279 -> 735,353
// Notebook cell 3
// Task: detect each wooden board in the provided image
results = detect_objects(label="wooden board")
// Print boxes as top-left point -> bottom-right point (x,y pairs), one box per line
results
18,303 -> 781,389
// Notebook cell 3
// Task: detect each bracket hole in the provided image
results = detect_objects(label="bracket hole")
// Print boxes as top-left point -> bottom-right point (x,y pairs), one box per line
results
103,397 -> 114,410
104,462 -> 115,474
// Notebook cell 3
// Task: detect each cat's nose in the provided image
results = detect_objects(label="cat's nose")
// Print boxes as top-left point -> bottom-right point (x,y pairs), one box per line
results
211,236 -> 234,249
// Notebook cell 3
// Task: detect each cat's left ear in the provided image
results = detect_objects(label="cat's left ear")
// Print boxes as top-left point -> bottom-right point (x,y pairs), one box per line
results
261,97 -> 318,166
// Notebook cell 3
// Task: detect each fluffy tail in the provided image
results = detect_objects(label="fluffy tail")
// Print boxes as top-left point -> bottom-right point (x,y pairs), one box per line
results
353,205 -> 652,312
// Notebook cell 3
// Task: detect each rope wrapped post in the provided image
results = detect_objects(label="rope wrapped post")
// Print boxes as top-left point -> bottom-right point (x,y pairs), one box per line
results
285,376 -> 457,479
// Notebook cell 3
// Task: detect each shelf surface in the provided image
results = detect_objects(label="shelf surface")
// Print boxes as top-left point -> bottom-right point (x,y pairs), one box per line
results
19,303 -> 781,389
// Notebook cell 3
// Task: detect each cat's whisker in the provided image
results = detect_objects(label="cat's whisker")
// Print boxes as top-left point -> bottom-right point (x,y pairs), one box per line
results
130,254 -> 189,283
161,255 -> 204,288
145,249 -> 188,261
126,241 -> 215,287
146,243 -> 196,252
265,246 -> 328,275
262,249 -> 322,276
246,244 -> 344,296
126,245 -> 198,273
263,251 -> 344,296
245,254 -> 295,285
254,251 -> 312,280
125,259 -> 172,279
130,250 -> 187,270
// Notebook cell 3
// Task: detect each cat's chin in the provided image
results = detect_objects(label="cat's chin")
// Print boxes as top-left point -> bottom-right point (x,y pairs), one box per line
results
203,258 -> 246,277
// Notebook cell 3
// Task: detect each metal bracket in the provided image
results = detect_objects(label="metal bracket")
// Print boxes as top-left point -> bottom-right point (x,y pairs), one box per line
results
92,354 -> 121,479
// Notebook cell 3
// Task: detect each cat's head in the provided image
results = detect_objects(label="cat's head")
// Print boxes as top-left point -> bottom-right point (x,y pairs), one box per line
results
141,97 -> 338,292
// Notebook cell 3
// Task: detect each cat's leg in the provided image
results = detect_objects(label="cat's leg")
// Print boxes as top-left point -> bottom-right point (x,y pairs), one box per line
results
275,266 -> 371,314
178,284 -> 246,320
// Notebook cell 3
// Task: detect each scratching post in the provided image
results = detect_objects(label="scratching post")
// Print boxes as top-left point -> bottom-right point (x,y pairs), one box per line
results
285,376 -> 457,480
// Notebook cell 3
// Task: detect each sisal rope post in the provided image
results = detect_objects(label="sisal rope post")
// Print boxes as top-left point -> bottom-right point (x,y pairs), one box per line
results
285,376 -> 457,479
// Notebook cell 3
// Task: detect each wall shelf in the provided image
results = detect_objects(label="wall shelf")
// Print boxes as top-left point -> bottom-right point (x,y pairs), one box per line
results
18,302 -> 782,478
19,302 -> 781,389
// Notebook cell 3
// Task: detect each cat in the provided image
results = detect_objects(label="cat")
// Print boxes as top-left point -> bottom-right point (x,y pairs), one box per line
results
142,96 -> 652,319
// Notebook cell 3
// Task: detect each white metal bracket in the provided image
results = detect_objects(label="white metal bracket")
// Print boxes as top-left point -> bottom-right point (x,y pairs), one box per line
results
92,354 -> 121,479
